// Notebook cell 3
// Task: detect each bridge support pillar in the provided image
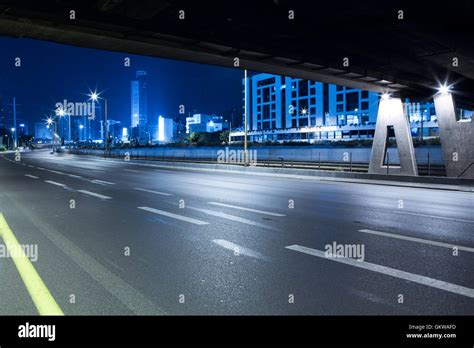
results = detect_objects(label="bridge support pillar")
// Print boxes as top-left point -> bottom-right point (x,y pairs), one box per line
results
433,92 -> 474,178
369,97 -> 418,176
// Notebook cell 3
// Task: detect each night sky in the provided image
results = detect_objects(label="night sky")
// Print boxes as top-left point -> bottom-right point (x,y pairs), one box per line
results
0,36 -> 244,128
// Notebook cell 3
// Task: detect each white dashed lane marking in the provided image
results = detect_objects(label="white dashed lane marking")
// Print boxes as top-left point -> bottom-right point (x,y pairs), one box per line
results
91,179 -> 116,185
208,202 -> 285,217
189,207 -> 270,229
138,206 -> 209,225
212,239 -> 270,261
133,188 -> 172,196
358,229 -> 474,253
44,180 -> 66,187
286,245 -> 474,299
77,190 -> 112,200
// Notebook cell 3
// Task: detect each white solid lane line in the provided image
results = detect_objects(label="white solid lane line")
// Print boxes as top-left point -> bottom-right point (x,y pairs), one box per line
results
77,190 -> 112,200
91,179 -> 116,185
285,245 -> 474,299
359,229 -> 474,253
189,207 -> 269,228
46,169 -> 65,175
124,169 -> 140,173
44,180 -> 67,187
208,202 -> 286,217
212,239 -> 270,261
24,174 -> 39,179
133,188 -> 172,196
137,206 -> 209,225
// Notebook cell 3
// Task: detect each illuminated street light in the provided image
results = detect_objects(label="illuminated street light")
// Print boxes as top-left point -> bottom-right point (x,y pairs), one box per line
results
87,89 -> 101,102
382,93 -> 391,100
44,116 -> 58,149
300,107 -> 311,143
55,108 -> 71,149
438,84 -> 451,95
87,88 -> 108,153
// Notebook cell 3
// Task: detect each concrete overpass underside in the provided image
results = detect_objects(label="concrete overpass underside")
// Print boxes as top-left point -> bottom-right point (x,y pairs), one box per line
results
0,0 -> 473,178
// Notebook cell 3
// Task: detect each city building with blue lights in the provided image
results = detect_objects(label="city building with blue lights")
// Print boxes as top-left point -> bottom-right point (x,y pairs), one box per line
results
186,114 -> 227,134
231,73 -> 440,143
131,70 -> 148,143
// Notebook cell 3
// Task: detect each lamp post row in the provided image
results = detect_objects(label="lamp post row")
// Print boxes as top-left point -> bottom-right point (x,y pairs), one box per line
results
45,90 -> 107,152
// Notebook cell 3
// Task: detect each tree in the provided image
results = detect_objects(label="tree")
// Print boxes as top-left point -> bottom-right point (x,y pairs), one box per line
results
220,130 -> 230,145
189,132 -> 199,143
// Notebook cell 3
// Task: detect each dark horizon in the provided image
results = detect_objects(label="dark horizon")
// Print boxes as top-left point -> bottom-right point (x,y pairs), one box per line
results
0,36 -> 243,129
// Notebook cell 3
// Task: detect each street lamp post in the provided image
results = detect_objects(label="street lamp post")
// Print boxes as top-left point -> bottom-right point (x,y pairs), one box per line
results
244,69 -> 248,165
12,98 -> 17,149
420,109 -> 425,143
10,128 -> 15,149
56,108 -> 70,150
227,120 -> 232,144
50,123 -> 54,147
79,124 -> 84,142
300,107 -> 310,143
104,99 -> 109,154
68,112 -> 71,150
89,90 -> 108,155
46,116 -> 57,151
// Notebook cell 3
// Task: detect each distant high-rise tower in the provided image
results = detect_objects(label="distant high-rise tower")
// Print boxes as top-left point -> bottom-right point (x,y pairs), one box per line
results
130,70 -> 148,141
131,81 -> 139,128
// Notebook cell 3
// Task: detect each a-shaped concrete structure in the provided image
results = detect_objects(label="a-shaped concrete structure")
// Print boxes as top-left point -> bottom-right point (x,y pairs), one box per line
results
369,97 -> 418,176
433,92 -> 474,178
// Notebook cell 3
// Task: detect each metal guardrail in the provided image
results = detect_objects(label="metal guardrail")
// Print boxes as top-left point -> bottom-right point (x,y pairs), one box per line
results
69,149 -> 446,176
277,156 -> 284,168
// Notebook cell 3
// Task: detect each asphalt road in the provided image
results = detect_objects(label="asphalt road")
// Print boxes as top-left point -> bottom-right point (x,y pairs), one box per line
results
0,149 -> 473,315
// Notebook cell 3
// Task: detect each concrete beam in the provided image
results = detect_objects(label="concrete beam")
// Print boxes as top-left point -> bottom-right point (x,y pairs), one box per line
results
0,16 -> 396,93
369,97 -> 418,176
433,93 -> 474,178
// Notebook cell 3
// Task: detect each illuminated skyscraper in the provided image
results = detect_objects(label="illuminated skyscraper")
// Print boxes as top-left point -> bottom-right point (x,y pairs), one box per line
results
130,70 -> 148,142
131,81 -> 139,128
